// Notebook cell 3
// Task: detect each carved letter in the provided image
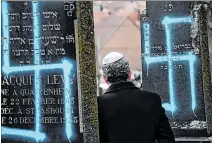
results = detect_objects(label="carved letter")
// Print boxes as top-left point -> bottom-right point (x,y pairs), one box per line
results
16,26 -> 20,31
20,37 -> 26,44
52,11 -> 58,18
56,48 -> 60,55
14,13 -> 20,19
24,50 -> 29,56
28,13 -> 33,18
12,26 -> 20,32
10,13 -> 15,20
28,39 -> 34,46
10,38 -> 15,44
19,60 -> 24,65
64,4 -> 69,10
12,49 -> 16,56
22,13 -> 27,19
16,50 -> 21,56
54,24 -> 60,30
46,60 -> 50,64
28,26 -> 32,31
185,44 -> 189,49
49,24 -> 53,30
41,49 -> 45,56
8,26 -> 12,31
43,12 -> 50,19
23,26 -> 26,31
67,4 -> 75,17
66,34 -> 74,43
60,36 -> 65,43
61,48 -> 66,55
43,36 -> 50,46
50,36 -> 57,44
43,25 -> 47,31
8,13 -> 20,20
31,49 -> 34,55
26,60 -> 31,64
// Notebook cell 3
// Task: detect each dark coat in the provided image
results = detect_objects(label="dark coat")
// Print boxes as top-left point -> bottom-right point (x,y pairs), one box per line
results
97,81 -> 175,143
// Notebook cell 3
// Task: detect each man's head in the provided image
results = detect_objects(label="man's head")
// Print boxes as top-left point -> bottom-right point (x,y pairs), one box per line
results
101,52 -> 131,84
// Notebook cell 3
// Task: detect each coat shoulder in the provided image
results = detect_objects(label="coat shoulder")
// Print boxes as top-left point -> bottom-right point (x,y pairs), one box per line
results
99,89 -> 161,104
140,90 -> 161,101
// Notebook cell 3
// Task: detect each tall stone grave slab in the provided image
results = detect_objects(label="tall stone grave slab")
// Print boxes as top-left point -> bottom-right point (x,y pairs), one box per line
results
141,1 -> 212,138
1,1 -> 99,143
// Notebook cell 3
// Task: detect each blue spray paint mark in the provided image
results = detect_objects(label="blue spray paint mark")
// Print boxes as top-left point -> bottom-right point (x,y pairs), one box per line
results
2,127 -> 46,142
143,16 -> 197,115
32,1 -> 42,134
2,1 -> 10,69
1,1 -> 74,142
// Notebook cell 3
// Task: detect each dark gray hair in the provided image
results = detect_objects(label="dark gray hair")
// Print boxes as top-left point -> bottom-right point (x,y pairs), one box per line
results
101,57 -> 130,84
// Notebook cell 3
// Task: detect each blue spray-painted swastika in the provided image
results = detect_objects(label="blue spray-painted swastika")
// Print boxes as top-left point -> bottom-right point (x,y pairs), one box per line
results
143,16 -> 197,115
1,1 -> 74,142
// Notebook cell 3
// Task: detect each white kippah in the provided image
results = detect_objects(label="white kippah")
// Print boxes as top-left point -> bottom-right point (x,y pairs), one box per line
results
102,52 -> 124,65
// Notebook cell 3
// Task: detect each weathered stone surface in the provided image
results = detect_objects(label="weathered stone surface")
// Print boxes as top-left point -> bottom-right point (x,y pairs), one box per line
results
76,2 -> 99,143
1,1 -> 99,143
141,1 -> 212,137
199,4 -> 212,135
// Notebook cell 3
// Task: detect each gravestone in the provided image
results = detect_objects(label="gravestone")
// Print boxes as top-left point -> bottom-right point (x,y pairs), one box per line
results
1,1 -> 99,143
141,1 -> 212,138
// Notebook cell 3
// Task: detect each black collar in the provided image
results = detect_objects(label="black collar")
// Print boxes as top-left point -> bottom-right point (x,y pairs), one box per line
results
105,81 -> 138,93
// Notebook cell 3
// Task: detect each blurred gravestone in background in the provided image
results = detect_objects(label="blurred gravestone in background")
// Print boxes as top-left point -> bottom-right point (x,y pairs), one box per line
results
141,1 -> 212,139
1,1 -> 99,143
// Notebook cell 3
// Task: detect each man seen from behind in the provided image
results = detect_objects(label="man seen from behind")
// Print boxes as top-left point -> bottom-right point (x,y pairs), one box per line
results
97,52 -> 175,143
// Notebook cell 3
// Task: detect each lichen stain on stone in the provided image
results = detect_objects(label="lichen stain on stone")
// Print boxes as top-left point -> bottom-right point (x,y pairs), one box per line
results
76,1 -> 99,143
199,5 -> 212,135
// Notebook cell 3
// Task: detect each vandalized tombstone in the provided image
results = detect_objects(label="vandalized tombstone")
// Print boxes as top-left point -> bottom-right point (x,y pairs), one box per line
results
141,1 -> 212,138
1,1 -> 99,143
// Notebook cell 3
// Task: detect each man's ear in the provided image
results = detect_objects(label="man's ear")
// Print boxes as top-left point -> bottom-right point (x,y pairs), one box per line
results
128,70 -> 132,80
103,74 -> 109,84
